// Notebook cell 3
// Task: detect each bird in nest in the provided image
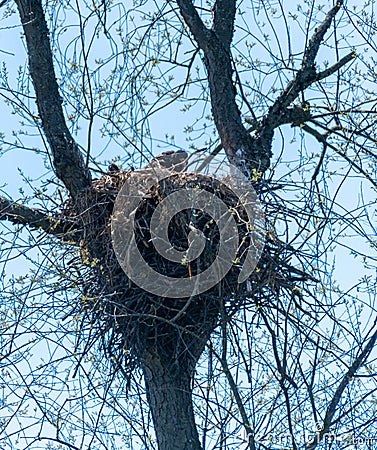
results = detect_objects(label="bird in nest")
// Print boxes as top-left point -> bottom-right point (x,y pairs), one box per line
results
146,150 -> 188,173
107,163 -> 120,173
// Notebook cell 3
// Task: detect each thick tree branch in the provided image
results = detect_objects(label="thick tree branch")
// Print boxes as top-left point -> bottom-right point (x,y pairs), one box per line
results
175,0 -> 211,51
306,324 -> 377,450
15,0 -> 91,199
250,1 -> 348,166
268,51 -> 354,131
264,1 -> 345,127
177,1 -> 348,176
302,1 -> 344,72
212,0 -> 236,47
0,196 -> 79,241
177,0 -> 270,172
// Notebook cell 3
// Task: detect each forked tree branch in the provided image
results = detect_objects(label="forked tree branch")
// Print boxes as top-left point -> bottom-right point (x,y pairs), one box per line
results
263,1 -> 345,130
296,122 -> 377,188
15,0 -> 91,200
264,50 -> 354,133
177,0 -> 348,175
0,196 -> 79,241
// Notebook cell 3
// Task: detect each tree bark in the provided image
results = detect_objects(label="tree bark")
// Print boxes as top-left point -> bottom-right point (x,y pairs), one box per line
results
143,353 -> 203,450
176,0 -> 270,173
203,44 -> 271,173
0,195 -> 80,241
15,0 -> 91,199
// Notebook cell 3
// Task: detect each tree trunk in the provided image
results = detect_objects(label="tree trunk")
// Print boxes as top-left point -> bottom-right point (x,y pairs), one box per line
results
143,354 -> 203,450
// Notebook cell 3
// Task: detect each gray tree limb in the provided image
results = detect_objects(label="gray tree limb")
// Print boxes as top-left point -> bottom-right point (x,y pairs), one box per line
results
262,1 -> 345,130
176,0 -> 349,176
15,0 -> 92,200
176,0 -> 270,172
0,195 -> 79,241
212,0 -> 236,47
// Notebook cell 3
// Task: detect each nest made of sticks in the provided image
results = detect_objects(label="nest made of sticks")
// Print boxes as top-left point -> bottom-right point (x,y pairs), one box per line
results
62,168 -> 317,367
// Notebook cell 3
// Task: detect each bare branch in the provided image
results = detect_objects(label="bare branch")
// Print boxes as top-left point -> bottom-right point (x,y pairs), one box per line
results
0,195 -> 79,241
306,323 -> 377,450
175,0 -> 211,52
15,0 -> 91,199
209,341 -> 256,450
316,51 -> 355,81
298,120 -> 377,188
298,123 -> 328,182
302,1 -> 344,71
263,2 -> 346,131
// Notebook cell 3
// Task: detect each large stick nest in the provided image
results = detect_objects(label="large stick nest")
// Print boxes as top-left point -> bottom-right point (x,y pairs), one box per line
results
62,168 -> 316,369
